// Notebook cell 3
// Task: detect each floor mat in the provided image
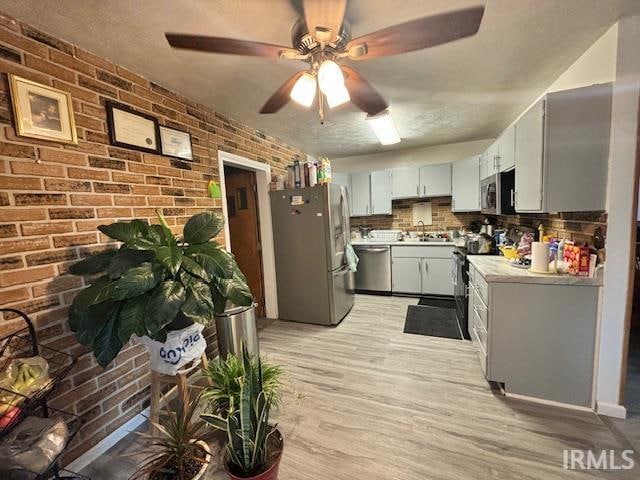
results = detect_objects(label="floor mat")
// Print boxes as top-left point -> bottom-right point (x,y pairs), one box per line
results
404,305 -> 462,340
418,296 -> 456,309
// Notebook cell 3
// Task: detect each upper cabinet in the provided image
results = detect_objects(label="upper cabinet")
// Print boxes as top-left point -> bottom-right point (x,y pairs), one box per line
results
497,125 -> 516,172
452,155 -> 480,212
419,163 -> 451,197
514,83 -> 612,213
349,170 -> 392,216
391,166 -> 420,199
370,170 -> 392,215
480,141 -> 500,180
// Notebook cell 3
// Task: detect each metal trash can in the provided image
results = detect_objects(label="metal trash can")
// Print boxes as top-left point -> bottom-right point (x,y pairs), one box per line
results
214,303 -> 259,360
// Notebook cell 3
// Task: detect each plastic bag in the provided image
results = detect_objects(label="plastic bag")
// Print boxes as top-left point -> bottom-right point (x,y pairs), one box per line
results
0,416 -> 68,479
134,323 -> 207,375
0,357 -> 50,415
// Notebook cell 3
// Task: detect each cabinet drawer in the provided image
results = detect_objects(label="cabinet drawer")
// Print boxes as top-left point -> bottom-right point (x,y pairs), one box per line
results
391,246 -> 454,259
473,309 -> 488,352
472,288 -> 488,330
474,271 -> 489,306
472,327 -> 488,376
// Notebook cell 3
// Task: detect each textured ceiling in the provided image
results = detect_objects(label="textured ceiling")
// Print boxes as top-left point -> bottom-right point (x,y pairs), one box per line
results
3,0 -> 640,157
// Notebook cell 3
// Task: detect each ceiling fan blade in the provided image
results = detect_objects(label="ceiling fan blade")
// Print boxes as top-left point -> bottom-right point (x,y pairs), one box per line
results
260,71 -> 305,114
341,65 -> 388,115
303,0 -> 347,42
166,33 -> 294,57
347,6 -> 485,59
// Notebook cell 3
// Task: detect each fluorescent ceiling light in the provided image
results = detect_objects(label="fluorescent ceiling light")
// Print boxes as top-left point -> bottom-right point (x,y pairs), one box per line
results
290,72 -> 316,108
326,85 -> 350,109
365,110 -> 401,145
318,60 -> 345,95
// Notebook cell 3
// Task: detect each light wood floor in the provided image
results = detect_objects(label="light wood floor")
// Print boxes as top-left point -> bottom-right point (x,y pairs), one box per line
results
81,295 -> 639,479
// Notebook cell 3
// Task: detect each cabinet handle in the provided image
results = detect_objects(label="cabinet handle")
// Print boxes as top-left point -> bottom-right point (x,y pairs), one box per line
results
510,189 -> 515,207
423,185 -> 426,195
416,185 -> 419,196
418,261 -> 421,273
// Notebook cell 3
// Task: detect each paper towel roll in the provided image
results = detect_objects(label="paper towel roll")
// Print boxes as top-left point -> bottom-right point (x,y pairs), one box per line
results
531,242 -> 550,272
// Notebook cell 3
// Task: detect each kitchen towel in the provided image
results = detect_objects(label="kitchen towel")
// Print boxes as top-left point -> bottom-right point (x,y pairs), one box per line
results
531,242 -> 550,272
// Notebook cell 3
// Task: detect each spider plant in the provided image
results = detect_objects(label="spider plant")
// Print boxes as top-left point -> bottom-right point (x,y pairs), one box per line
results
130,394 -> 211,480
200,352 -> 282,415
201,348 -> 283,478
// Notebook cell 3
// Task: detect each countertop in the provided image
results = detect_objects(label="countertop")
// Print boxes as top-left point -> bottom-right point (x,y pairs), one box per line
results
351,239 -> 456,247
468,255 -> 603,286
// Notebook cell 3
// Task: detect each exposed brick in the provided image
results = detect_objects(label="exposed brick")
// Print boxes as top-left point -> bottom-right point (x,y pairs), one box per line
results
85,130 -> 109,144
0,208 -> 47,222
49,49 -> 96,76
75,47 -> 116,73
97,207 -> 132,218
88,156 -> 125,170
72,364 -> 103,387
11,161 -> 65,177
0,192 -> 8,205
79,75 -> 117,98
24,54 -> 75,82
116,66 -> 148,87
131,185 -> 160,195
81,406 -> 120,438
71,194 -> 112,206
0,255 -> 23,271
32,275 -> 82,298
121,385 -> 150,412
0,58 -> 50,85
81,103 -> 107,120
0,44 -> 20,63
26,248 -> 78,266
128,162 -> 156,174
108,147 -> 142,162
145,175 -> 171,185
93,182 -> 131,194
76,382 -> 118,414
152,102 -> 177,120
98,360 -> 134,388
14,193 -> 66,205
0,265 -> 54,288
0,236 -> 49,254
0,286 -> 29,305
68,166 -> 110,181
0,224 -> 18,237
0,142 -> 36,159
49,208 -> 95,219
44,179 -> 92,192
112,172 -> 144,184
118,90 -> 151,111
39,148 -> 87,166
21,221 -> 73,236
22,25 -> 73,54
52,233 -> 97,248
0,175 -> 41,190
2,295 -> 60,319
96,69 -> 132,91
74,113 -> 104,132
114,195 -> 146,206
0,27 -> 47,56
52,79 -> 99,104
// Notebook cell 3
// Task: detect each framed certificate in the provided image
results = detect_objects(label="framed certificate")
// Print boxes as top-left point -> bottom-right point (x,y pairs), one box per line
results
159,125 -> 193,161
105,101 -> 160,154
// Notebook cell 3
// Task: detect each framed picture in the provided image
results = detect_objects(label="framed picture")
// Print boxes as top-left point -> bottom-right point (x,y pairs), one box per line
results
8,74 -> 78,144
159,125 -> 193,160
105,100 -> 160,154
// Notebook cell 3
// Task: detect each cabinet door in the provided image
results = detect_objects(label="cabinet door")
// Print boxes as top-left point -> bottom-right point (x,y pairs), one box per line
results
370,170 -> 392,215
498,125 -> 516,172
350,172 -> 370,216
391,166 -> 420,199
422,258 -> 454,296
479,151 -> 489,180
515,100 -> 545,212
392,257 -> 422,294
486,141 -> 500,177
451,156 -> 480,212
419,163 -> 451,197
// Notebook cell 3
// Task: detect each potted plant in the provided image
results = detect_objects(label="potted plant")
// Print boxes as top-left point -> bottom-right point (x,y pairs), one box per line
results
131,394 -> 212,480
67,210 -> 253,368
201,348 -> 284,480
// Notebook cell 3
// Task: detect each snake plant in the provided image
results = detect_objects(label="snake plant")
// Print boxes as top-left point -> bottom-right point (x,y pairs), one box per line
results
201,348 -> 280,477
67,210 -> 253,367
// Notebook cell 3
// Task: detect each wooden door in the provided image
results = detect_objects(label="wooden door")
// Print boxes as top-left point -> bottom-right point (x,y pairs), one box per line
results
224,167 -> 265,317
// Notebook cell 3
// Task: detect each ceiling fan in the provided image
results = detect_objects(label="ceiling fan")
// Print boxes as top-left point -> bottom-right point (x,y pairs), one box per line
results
165,0 -> 484,130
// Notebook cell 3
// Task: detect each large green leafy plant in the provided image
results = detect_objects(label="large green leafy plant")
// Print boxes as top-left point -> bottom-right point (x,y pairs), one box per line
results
68,211 -> 253,367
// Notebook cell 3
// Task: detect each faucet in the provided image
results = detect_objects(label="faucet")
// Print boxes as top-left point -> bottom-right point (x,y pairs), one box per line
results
416,221 -> 426,241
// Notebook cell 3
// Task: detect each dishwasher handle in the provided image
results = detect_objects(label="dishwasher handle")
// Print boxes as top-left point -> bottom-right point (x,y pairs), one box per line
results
356,247 -> 389,253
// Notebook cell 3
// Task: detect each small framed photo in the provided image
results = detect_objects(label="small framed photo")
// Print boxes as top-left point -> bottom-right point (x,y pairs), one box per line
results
159,125 -> 193,161
105,100 -> 160,154
8,74 -> 78,144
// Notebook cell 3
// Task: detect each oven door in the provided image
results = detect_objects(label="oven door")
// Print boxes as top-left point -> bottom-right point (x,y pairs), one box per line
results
452,250 -> 470,340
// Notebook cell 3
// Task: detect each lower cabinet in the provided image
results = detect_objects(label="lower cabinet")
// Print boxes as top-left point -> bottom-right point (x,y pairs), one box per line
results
391,247 -> 454,296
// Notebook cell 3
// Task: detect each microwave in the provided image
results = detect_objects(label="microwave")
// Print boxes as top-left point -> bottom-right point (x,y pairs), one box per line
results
480,175 -> 498,214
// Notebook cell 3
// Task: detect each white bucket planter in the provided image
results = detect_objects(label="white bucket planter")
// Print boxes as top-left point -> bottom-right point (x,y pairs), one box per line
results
191,441 -> 212,480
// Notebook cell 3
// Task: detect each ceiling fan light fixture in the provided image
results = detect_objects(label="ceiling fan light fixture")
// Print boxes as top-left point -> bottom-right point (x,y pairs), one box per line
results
366,110 -> 401,145
290,72 -> 317,108
326,84 -> 350,109
318,60 -> 345,95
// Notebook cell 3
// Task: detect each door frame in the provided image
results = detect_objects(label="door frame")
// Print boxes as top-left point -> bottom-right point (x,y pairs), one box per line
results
218,150 -> 277,319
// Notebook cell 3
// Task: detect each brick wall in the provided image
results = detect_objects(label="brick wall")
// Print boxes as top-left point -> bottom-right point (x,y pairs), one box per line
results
350,197 -> 483,233
0,12 -> 306,461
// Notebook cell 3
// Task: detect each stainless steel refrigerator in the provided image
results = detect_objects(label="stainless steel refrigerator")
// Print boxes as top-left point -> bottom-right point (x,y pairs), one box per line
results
269,183 -> 355,325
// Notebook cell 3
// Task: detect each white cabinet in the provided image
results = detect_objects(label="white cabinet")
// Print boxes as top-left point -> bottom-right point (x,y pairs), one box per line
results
514,83 -> 612,213
497,125 -> 515,172
422,258 -> 454,296
481,141 -> 499,180
370,170 -> 392,215
419,163 -> 451,197
350,172 -> 371,216
451,155 -> 480,212
391,257 -> 422,294
391,166 -> 420,199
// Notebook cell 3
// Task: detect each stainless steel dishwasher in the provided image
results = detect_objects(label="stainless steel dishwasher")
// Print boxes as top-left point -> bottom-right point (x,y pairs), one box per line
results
353,245 -> 392,292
